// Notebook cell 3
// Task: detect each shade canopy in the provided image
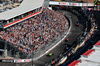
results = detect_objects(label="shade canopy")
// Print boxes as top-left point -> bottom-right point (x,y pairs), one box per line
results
0,0 -> 44,20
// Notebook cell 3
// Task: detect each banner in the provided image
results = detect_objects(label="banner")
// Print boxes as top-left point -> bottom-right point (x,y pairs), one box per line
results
14,59 -> 32,63
49,1 -> 94,7
2,59 -> 13,62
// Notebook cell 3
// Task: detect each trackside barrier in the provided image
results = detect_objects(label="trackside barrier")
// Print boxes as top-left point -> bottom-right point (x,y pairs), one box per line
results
0,50 -> 32,63
1,59 -> 14,62
0,59 -> 32,63
49,1 -> 94,7
14,59 -> 32,63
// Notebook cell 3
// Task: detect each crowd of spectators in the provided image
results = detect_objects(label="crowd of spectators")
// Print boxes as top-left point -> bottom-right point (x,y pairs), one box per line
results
0,8 -> 68,54
0,0 -> 22,13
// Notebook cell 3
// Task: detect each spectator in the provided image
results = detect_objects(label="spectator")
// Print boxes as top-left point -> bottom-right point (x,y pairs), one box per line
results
0,7 -> 68,54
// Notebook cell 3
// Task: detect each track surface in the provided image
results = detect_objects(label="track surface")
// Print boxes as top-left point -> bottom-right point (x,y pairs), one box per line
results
0,10 -> 84,66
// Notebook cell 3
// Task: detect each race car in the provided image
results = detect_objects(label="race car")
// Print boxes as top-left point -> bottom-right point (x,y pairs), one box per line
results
76,21 -> 79,26
47,53 -> 54,57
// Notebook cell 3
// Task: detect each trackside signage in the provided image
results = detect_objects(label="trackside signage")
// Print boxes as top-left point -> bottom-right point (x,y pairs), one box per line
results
59,2 -> 69,5
14,59 -> 32,63
2,59 -> 13,62
49,1 -> 94,7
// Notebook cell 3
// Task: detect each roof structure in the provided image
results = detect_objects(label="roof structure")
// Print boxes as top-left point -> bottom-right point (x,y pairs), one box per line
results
80,50 -> 100,63
94,40 -> 100,46
82,49 -> 95,56
78,41 -> 100,66
68,60 -> 81,66
0,0 -> 44,20
93,41 -> 100,50
3,11 -> 41,28
69,41 -> 100,66
77,60 -> 100,66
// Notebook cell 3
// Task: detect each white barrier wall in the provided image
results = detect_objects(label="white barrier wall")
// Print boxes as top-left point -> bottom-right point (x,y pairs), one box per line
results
49,1 -> 94,7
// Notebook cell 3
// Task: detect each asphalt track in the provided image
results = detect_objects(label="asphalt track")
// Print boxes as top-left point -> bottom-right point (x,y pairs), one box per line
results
0,10 -> 84,66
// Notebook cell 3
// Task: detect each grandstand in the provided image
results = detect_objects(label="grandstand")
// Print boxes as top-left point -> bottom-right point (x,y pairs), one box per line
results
0,0 -> 44,59
0,0 -> 22,13
0,0 -> 98,66
0,0 -> 69,60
